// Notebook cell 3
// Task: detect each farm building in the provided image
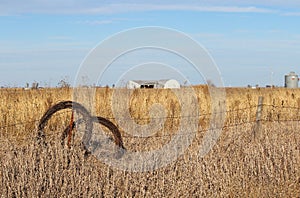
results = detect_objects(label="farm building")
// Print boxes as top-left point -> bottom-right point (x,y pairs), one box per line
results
127,79 -> 180,89
284,71 -> 299,88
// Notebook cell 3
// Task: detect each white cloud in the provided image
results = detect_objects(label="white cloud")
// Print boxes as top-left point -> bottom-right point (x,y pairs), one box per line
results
76,20 -> 114,25
282,12 -> 300,16
0,1 -> 281,15
81,4 -> 276,14
172,5 -> 275,13
197,0 -> 300,8
75,18 -> 143,26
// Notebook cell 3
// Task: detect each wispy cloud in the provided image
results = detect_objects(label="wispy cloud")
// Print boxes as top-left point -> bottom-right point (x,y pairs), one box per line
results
282,12 -> 300,16
76,20 -> 114,25
0,1 -> 279,15
83,4 -> 277,14
174,5 -> 275,13
75,18 -> 136,25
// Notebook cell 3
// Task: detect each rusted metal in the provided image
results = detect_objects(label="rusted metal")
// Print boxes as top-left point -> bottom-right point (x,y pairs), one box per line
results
37,101 -> 125,156
67,111 -> 74,148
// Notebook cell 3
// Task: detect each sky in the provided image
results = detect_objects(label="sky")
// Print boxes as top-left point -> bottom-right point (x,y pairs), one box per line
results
1,0 -> 300,87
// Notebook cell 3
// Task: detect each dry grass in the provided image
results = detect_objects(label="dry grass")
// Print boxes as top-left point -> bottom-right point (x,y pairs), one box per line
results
0,86 -> 300,197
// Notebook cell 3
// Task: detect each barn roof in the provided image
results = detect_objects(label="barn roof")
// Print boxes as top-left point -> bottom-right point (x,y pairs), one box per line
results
129,79 -> 174,85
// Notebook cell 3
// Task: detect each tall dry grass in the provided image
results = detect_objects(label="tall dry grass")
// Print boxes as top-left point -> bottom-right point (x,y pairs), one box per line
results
1,123 -> 299,197
0,86 -> 300,196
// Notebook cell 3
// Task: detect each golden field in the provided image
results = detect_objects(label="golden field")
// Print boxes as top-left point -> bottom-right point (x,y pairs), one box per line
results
0,86 -> 300,197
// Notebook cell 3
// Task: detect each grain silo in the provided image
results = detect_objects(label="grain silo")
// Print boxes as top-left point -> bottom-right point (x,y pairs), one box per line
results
284,71 -> 299,88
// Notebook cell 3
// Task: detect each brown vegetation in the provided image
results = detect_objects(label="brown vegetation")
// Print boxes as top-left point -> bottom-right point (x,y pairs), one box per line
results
0,86 -> 299,196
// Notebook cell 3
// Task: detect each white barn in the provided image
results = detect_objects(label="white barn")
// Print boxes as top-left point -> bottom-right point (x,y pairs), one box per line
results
127,79 -> 180,89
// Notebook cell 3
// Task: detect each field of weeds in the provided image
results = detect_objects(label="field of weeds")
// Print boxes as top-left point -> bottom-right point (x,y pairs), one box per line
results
0,86 -> 299,196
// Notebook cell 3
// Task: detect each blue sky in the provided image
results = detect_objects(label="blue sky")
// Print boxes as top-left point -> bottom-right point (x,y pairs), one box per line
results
1,0 -> 300,87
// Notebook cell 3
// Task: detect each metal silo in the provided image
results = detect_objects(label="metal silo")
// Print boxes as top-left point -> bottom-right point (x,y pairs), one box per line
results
285,71 -> 299,88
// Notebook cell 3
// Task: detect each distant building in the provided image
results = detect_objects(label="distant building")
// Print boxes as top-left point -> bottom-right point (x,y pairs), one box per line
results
127,79 -> 181,89
284,71 -> 299,88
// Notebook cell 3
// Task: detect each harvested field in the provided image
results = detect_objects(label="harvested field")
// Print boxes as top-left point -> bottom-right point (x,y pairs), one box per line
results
0,86 -> 299,196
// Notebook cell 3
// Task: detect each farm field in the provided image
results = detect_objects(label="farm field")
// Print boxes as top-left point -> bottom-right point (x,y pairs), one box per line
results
0,86 -> 300,197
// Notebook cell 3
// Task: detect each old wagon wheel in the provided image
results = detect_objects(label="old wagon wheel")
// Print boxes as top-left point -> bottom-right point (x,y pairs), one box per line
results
37,101 -> 125,157
37,101 -> 93,152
